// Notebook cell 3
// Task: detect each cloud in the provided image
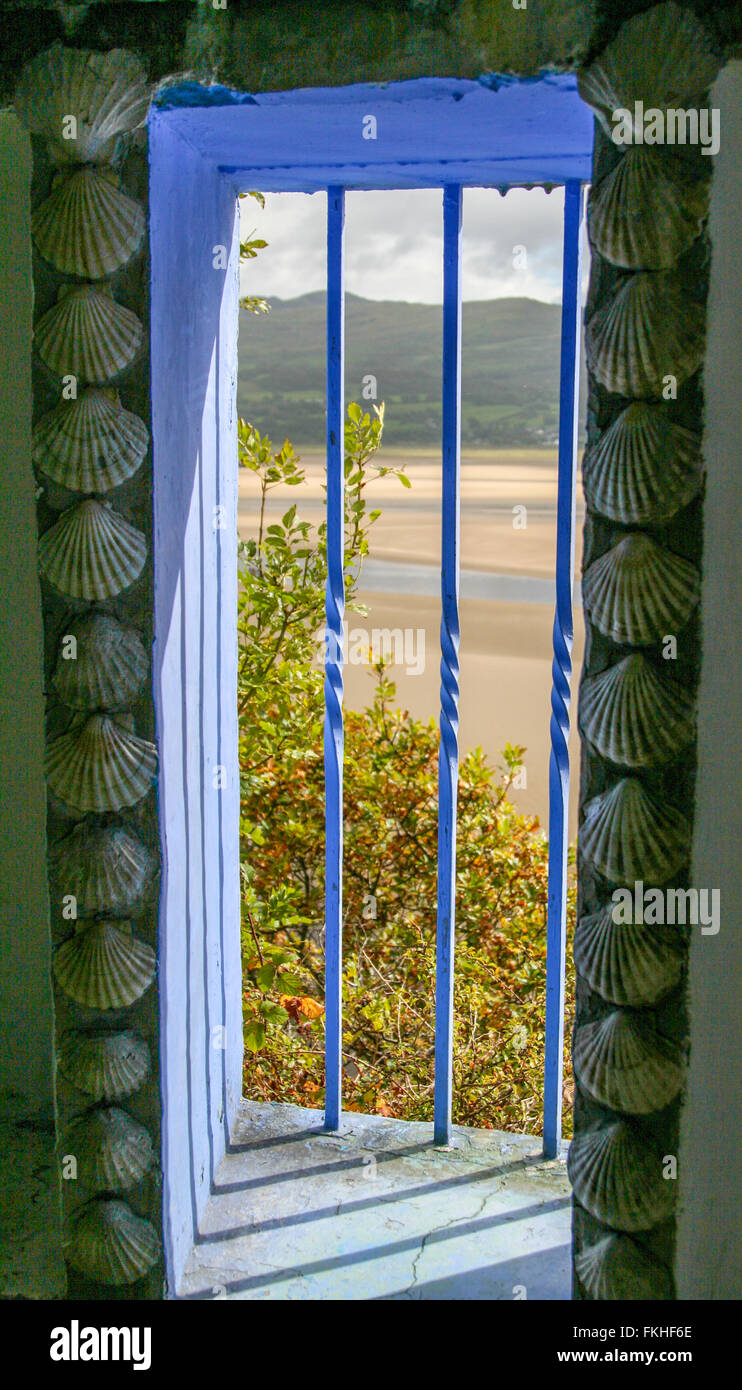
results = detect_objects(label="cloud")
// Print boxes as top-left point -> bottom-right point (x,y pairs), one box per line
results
239,186 -> 590,306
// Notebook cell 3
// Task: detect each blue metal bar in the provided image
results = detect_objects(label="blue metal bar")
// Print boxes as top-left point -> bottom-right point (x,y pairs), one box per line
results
434,184 -> 463,1147
543,179 -> 585,1159
324,186 -> 345,1132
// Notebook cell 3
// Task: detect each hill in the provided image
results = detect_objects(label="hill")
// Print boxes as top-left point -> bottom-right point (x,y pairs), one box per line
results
238,292 -> 585,450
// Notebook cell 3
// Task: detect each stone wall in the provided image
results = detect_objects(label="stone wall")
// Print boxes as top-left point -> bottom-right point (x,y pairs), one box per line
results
0,109 -> 65,1301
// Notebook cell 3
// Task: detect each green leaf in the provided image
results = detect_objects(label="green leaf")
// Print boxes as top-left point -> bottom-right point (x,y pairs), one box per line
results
239,296 -> 270,315
244,1021 -> 267,1053
256,963 -> 275,991
260,1001 -> 289,1025
276,970 -> 305,994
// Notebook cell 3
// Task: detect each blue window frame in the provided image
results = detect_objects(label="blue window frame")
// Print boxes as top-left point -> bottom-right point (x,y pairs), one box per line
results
150,73 -> 592,1282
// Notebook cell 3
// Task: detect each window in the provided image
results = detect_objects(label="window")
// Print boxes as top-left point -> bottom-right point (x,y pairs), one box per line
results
149,74 -> 593,1287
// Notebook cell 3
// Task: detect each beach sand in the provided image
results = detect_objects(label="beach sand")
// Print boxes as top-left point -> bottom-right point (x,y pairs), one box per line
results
239,448 -> 585,835
239,448 -> 583,576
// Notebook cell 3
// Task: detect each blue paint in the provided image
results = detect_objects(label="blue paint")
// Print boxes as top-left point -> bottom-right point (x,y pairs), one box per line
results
156,75 -> 594,192
324,189 -> 346,1133
154,83 -> 258,110
477,71 -> 561,91
149,111 -> 242,1290
434,185 -> 463,1148
543,181 -> 586,1161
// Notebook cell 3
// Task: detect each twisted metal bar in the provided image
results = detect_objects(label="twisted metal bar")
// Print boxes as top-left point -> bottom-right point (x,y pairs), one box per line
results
324,187 -> 345,1132
543,179 -> 586,1159
434,184 -> 463,1146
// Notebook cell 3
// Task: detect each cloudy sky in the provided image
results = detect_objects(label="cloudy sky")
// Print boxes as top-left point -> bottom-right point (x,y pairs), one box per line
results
239,187 -> 590,306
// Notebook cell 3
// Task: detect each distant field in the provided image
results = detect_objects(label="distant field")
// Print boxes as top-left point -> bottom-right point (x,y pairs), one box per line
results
238,291 -> 588,450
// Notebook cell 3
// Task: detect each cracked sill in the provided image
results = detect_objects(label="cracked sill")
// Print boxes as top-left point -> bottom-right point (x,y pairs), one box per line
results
178,1099 -> 572,1301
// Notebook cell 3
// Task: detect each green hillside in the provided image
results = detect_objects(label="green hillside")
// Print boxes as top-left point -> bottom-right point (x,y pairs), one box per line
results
237,292 -> 585,450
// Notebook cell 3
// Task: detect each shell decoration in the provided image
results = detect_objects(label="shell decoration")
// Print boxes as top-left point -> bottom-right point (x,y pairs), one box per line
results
50,821 -> 158,918
582,402 -> 702,526
34,284 -> 144,385
53,919 -> 156,1011
38,500 -> 147,601
33,388 -> 149,497
45,714 -> 157,814
574,903 -> 684,1008
52,612 -> 148,712
577,3 -> 719,143
579,654 -> 695,769
573,1011 -> 684,1115
575,1233 -> 674,1301
585,271 -> 705,399
582,534 -> 700,647
65,1198 -> 159,1285
580,777 -> 690,886
588,146 -> 708,272
63,1107 -> 155,1192
568,1121 -> 675,1231
33,166 -> 145,280
14,44 -> 150,165
57,1029 -> 151,1101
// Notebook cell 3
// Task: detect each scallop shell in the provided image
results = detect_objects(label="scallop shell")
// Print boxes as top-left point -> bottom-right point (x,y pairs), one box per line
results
568,1121 -> 675,1231
574,1011 -> 684,1115
63,1107 -> 155,1192
58,1029 -> 151,1101
582,534 -> 700,646
588,146 -> 708,271
579,654 -> 695,768
14,45 -> 150,165
580,778 -> 690,886
585,271 -> 705,399
574,904 -> 684,1007
53,919 -> 156,1010
52,612 -> 148,711
582,402 -> 702,525
33,166 -> 145,280
576,1233 -> 673,1300
34,284 -> 144,385
46,714 -> 157,813
578,3 -> 719,141
50,822 -> 158,918
65,1198 -> 159,1285
38,500 -> 147,601
33,389 -> 149,496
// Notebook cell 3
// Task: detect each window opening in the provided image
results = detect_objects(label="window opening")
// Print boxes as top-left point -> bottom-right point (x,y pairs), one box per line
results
236,180 -> 586,1155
